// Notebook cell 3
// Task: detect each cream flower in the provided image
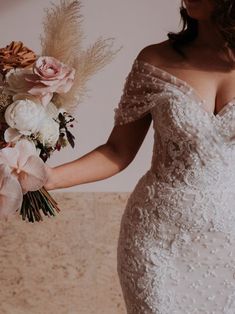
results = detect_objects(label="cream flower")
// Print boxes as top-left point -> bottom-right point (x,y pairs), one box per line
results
38,102 -> 60,147
37,101 -> 60,147
37,118 -> 60,147
5,67 -> 34,95
46,101 -> 60,119
4,98 -> 46,136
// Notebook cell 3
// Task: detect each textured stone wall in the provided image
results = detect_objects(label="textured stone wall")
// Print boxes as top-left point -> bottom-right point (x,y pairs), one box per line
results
0,192 -> 129,314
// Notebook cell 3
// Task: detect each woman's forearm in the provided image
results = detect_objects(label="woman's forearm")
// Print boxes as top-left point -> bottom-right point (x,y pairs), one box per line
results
45,143 -> 131,190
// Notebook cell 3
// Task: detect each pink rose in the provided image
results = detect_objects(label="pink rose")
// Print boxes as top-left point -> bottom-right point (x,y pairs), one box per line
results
25,56 -> 75,106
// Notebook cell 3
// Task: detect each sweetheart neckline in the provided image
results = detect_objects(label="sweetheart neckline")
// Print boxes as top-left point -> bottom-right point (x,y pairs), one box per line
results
134,59 -> 235,119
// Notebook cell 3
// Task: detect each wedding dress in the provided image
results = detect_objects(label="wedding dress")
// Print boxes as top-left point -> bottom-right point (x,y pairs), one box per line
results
114,58 -> 235,314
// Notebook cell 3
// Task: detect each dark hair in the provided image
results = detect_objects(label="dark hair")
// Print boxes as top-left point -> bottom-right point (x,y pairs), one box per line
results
167,0 -> 235,58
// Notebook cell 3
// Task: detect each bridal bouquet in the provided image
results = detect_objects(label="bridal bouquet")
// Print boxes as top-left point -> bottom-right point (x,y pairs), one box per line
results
0,0 -> 118,222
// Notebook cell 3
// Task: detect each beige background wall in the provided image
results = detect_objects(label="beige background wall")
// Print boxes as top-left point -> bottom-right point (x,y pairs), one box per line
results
0,0 -> 181,192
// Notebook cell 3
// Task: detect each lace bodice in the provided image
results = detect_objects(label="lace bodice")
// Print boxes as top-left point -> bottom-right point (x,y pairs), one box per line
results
115,59 -> 235,314
114,59 -> 235,190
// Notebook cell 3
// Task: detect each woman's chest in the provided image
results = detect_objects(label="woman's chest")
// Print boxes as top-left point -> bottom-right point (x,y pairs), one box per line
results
155,65 -> 235,116
150,87 -> 235,145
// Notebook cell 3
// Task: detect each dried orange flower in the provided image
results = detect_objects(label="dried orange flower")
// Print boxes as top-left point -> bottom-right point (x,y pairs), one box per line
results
0,41 -> 37,76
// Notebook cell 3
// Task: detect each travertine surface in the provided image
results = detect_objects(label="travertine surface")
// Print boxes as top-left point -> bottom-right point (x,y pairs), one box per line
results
0,192 -> 129,314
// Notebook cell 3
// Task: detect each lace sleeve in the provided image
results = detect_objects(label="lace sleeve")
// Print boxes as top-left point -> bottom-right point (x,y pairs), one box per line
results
113,59 -> 163,126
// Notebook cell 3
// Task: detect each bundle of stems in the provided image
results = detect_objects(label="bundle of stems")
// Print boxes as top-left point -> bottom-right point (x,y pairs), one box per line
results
19,188 -> 60,223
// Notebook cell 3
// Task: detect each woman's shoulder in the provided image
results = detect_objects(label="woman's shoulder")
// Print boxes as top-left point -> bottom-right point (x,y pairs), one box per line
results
136,40 -> 183,67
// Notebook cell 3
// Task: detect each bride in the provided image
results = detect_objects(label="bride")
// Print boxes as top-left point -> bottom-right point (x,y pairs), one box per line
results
45,0 -> 235,313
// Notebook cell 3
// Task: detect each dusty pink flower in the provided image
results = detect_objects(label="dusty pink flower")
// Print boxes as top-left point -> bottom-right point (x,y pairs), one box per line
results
25,56 -> 75,106
0,164 -> 22,220
0,139 -> 48,194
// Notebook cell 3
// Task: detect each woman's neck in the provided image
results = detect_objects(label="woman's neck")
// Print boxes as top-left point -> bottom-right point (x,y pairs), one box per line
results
193,20 -> 226,50
184,19 -> 235,67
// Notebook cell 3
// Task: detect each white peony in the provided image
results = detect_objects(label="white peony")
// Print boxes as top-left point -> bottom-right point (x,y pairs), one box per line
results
46,101 -> 60,119
4,99 -> 46,136
37,117 -> 60,147
5,68 -> 33,95
12,93 -> 41,104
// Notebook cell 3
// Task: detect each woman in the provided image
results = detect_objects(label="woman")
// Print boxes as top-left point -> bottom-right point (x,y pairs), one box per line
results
45,0 -> 235,312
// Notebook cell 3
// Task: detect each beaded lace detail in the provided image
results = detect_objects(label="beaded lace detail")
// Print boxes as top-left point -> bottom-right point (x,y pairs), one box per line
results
114,59 -> 235,313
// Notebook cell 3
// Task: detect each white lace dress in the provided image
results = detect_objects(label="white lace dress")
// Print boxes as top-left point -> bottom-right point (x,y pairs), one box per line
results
114,58 -> 235,314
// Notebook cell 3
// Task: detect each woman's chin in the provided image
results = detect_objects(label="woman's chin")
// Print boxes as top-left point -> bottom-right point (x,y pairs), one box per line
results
184,0 -> 214,20
186,9 -> 212,21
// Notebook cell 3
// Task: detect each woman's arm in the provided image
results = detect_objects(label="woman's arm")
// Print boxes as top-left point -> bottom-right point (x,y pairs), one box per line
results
44,112 -> 152,190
